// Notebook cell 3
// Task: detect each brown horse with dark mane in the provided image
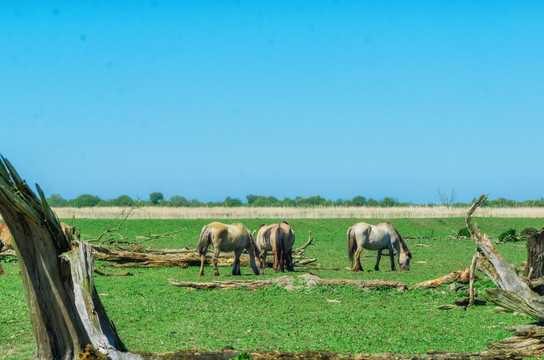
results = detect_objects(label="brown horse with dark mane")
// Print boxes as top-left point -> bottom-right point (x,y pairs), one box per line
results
256,220 -> 295,272
197,222 -> 264,276
347,222 -> 412,272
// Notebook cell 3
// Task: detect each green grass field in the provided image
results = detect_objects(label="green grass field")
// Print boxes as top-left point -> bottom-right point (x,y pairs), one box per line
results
0,217 -> 541,359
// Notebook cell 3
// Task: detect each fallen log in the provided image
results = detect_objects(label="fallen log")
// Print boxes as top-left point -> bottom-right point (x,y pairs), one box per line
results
93,246 -> 318,269
169,274 -> 408,292
136,347 -> 542,360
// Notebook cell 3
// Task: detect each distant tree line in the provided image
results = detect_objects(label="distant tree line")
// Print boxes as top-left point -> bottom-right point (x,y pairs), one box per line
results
45,193 -> 544,208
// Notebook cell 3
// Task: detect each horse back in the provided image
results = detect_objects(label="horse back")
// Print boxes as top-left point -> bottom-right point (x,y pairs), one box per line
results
352,222 -> 393,250
279,221 -> 295,250
256,224 -> 275,251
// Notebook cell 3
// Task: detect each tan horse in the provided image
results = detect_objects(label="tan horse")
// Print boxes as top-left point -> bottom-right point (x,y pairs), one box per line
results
197,222 -> 264,276
347,222 -> 412,272
0,221 -> 73,251
0,221 -> 72,276
256,221 -> 295,272
0,222 -> 11,252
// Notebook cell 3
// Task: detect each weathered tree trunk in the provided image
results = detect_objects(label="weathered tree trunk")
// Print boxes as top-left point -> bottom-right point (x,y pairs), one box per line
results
465,194 -> 544,354
0,157 -> 140,360
466,195 -> 538,300
526,228 -> 544,295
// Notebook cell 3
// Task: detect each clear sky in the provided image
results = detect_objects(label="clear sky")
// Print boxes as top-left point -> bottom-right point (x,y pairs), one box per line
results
2,1 -> 543,204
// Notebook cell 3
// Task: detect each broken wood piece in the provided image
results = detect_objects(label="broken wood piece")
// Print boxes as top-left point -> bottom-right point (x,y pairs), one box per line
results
454,297 -> 486,307
94,269 -> 133,277
483,289 -> 544,322
411,271 -> 461,289
293,231 -> 314,255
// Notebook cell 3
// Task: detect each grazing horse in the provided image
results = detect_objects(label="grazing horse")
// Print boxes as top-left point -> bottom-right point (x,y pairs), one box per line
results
198,222 -> 264,276
256,221 -> 296,273
347,222 -> 412,272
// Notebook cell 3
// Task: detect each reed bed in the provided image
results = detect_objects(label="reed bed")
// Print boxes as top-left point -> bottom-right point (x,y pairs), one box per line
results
49,206 -> 544,219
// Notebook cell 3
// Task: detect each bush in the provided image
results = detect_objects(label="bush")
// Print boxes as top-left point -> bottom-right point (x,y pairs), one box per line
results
457,228 -> 471,238
498,228 -> 518,242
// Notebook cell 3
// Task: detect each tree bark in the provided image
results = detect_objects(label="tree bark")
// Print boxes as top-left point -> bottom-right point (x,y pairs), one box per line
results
526,228 -> 544,294
0,157 -> 140,360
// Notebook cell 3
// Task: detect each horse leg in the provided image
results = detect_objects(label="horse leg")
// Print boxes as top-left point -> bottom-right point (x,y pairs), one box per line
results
212,248 -> 220,276
262,250 -> 268,274
278,242 -> 284,273
199,253 -> 206,276
388,245 -> 396,271
286,250 -> 294,272
233,248 -> 243,276
352,247 -> 363,271
272,245 -> 280,272
374,249 -> 382,271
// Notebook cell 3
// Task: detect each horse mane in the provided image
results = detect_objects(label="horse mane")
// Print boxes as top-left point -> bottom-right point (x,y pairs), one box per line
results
247,228 -> 262,258
391,225 -> 411,257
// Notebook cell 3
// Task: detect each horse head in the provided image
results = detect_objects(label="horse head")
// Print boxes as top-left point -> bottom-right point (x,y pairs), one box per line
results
399,250 -> 412,271
250,230 -> 265,275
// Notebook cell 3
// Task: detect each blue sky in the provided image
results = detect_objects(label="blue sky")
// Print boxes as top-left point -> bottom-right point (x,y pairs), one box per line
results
1,1 -> 543,204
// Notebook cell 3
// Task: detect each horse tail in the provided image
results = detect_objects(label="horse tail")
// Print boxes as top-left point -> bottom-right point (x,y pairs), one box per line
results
197,225 -> 212,255
275,224 -> 285,271
347,227 -> 356,266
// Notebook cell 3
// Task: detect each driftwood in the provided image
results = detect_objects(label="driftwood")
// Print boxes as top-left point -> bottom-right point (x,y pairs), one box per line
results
169,273 -> 408,292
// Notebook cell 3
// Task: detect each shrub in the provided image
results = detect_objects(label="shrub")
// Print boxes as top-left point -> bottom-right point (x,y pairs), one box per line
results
457,228 -> 471,238
498,228 -> 518,242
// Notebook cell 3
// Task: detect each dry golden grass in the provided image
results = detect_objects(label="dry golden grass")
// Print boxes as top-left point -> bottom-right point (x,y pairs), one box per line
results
49,206 -> 544,219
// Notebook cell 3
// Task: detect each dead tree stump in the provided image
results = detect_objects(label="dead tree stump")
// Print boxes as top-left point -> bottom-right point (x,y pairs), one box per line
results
0,157 -> 141,360
526,228 -> 544,295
